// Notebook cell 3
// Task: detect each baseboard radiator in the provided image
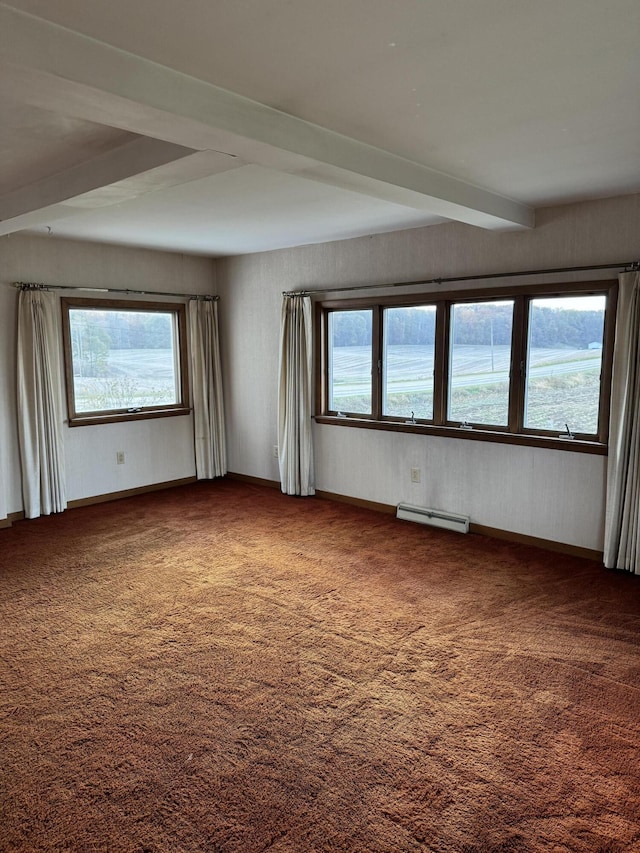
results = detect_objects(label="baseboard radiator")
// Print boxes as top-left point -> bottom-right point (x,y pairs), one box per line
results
396,503 -> 470,534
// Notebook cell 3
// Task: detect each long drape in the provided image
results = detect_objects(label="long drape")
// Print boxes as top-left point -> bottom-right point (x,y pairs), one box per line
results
17,289 -> 67,519
278,294 -> 315,496
189,299 -> 227,479
604,271 -> 640,573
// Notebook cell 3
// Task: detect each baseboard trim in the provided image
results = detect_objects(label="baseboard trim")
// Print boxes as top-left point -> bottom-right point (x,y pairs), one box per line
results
3,473 -> 603,560
469,523 -> 603,562
3,478 -> 205,527
314,489 -> 396,516
1,510 -> 26,528
67,477 -> 198,510
313,488 -> 602,561
226,472 -> 281,490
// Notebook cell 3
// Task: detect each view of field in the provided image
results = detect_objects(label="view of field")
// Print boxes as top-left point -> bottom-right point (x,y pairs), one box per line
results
68,301 -> 603,433
68,306 -> 180,413
330,344 -> 602,433
73,348 -> 178,413
72,341 -> 601,433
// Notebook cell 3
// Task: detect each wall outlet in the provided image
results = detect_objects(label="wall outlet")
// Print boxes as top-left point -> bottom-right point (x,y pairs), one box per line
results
273,445 -> 279,459
116,451 -> 125,465
410,467 -> 421,483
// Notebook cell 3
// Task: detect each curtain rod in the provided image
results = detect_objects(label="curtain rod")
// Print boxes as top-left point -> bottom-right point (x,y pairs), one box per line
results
283,260 -> 640,298
13,282 -> 219,301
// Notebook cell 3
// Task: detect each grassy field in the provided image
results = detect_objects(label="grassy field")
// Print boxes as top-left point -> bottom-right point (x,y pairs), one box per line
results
73,348 -> 177,412
331,344 -> 602,433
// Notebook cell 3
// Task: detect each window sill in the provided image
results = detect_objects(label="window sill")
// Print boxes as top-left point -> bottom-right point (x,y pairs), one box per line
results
314,415 -> 607,455
68,407 -> 192,427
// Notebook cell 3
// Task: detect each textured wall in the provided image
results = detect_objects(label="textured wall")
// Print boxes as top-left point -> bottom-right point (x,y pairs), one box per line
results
0,234 -> 215,516
216,194 -> 640,550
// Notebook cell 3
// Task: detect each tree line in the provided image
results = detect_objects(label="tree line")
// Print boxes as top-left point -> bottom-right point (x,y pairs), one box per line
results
70,310 -> 173,376
332,305 -> 604,349
72,311 -> 173,350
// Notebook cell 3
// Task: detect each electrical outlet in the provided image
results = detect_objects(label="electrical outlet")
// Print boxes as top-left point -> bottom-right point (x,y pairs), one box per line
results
410,467 -> 421,483
273,445 -> 279,459
116,451 -> 125,465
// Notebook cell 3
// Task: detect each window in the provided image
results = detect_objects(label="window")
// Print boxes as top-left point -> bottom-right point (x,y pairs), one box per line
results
328,309 -> 373,415
524,294 -> 605,435
61,298 -> 189,426
383,306 -> 436,420
448,300 -> 513,427
317,281 -> 616,453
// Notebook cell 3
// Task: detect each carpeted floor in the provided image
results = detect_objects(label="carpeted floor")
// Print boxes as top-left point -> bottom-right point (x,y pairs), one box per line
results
1,479 -> 639,853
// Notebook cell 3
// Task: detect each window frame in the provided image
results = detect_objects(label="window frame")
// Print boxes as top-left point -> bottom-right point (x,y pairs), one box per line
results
445,297 -> 516,432
327,307 -> 377,419
61,297 -> 190,427
315,280 -> 617,455
381,303 -> 438,423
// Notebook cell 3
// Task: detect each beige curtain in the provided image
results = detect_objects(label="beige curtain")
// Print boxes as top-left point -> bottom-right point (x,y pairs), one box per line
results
278,294 -> 315,496
17,288 -> 67,519
189,298 -> 227,479
604,271 -> 640,573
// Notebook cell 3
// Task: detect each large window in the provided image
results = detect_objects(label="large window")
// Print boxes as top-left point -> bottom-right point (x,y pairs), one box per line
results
318,281 -> 616,452
61,298 -> 189,426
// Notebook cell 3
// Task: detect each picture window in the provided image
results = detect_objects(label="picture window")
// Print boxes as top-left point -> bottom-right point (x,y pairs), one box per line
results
317,281 -> 616,453
61,297 -> 189,426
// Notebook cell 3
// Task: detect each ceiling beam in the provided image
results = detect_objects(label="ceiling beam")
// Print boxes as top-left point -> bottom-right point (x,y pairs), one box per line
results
0,138 -> 193,225
0,138 -> 242,235
0,3 -> 534,232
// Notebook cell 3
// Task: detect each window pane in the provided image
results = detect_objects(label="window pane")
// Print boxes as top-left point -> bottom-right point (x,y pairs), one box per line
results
383,306 -> 435,419
448,301 -> 513,426
328,309 -> 372,414
69,309 -> 179,413
524,295 -> 605,434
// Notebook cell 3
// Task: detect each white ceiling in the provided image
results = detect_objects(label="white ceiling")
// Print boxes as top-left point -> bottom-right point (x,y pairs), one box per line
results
0,0 -> 638,257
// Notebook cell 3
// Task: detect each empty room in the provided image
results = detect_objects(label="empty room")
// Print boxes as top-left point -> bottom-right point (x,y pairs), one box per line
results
1,1 -> 639,851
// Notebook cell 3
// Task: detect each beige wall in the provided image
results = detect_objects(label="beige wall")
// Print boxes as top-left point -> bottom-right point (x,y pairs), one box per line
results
2,195 -> 639,549
216,193 -> 640,551
0,234 -> 216,518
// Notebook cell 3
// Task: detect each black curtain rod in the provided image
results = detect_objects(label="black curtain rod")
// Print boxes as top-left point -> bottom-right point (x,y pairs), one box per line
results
283,260 -> 640,298
13,282 -> 220,301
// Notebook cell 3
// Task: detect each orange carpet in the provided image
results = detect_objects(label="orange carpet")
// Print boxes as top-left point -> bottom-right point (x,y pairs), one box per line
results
1,479 -> 639,852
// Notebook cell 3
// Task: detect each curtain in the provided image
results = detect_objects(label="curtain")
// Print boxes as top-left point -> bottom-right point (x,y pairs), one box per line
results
604,271 -> 640,573
17,288 -> 67,519
189,299 -> 227,479
278,294 -> 315,496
